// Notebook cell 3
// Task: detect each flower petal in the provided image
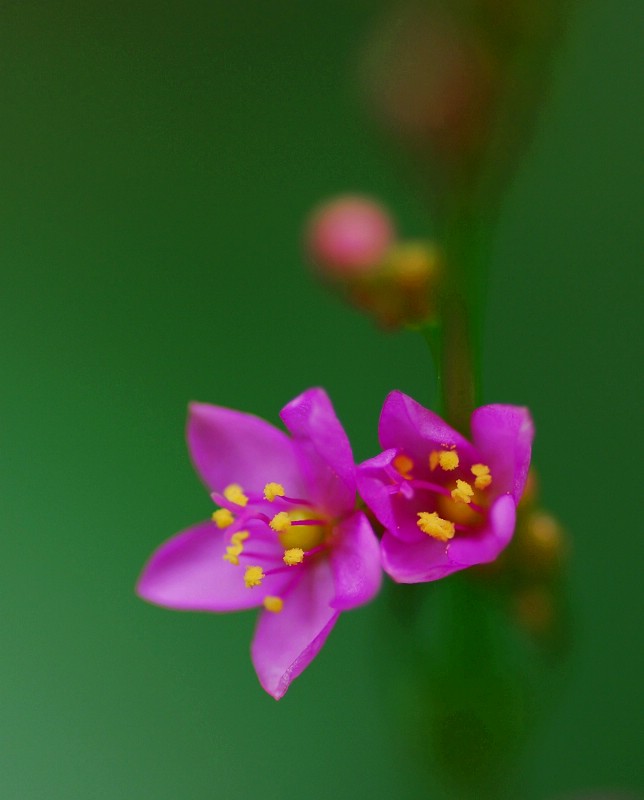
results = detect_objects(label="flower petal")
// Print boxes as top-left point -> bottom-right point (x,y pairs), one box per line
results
357,449 -> 433,543
137,521 -> 292,612
381,530 -> 457,583
280,388 -> 355,516
187,402 -> 305,496
330,511 -> 382,610
470,405 -> 534,502
379,391 -> 478,463
251,558 -> 339,699
447,494 -> 517,566
356,449 -> 400,531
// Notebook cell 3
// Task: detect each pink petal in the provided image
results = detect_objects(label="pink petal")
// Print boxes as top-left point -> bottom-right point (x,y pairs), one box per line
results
251,558 -> 339,700
280,388 -> 356,516
470,405 -> 534,502
137,521 -> 292,612
447,494 -> 517,566
379,391 -> 478,464
356,449 -> 401,534
187,402 -> 305,496
357,449 -> 436,543
381,530 -> 457,583
330,511 -> 382,610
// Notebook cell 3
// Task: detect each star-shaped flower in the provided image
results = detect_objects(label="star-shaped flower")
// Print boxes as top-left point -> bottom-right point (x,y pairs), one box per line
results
357,391 -> 533,582
137,388 -> 381,699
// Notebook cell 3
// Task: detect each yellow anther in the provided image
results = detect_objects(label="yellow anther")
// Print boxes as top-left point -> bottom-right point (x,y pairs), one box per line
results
244,566 -> 265,588
264,482 -> 285,502
270,511 -> 291,533
471,463 -> 492,490
263,596 -> 284,613
451,479 -> 474,504
223,483 -> 248,507
230,530 -> 250,546
429,451 -> 440,471
211,508 -> 234,528
222,543 -> 243,566
393,454 -> 414,480
438,450 -> 459,471
417,511 -> 456,542
283,547 -> 304,566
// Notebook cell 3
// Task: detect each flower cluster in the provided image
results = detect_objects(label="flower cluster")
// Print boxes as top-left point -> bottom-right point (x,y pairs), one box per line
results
138,388 -> 533,698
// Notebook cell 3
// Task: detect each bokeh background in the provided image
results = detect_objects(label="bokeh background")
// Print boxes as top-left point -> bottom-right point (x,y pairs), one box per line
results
1,1 -> 642,798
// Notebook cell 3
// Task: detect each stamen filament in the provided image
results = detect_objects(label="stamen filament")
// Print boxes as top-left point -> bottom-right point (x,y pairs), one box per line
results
290,518 -> 326,527
408,479 -> 453,498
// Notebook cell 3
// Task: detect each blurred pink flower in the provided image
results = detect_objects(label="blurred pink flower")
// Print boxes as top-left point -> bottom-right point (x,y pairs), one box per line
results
137,389 -> 381,699
358,391 -> 533,582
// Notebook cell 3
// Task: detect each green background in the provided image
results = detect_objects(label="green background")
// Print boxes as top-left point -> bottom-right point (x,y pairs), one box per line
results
1,1 -> 642,798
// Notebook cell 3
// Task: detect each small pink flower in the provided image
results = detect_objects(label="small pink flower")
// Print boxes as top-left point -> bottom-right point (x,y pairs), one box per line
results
357,391 -> 533,582
137,389 -> 381,699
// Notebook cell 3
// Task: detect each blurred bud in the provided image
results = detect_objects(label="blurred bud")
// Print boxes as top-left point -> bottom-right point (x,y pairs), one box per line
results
305,195 -> 443,329
515,511 -> 567,577
513,584 -> 555,636
349,241 -> 443,328
359,3 -> 499,161
306,195 -> 395,278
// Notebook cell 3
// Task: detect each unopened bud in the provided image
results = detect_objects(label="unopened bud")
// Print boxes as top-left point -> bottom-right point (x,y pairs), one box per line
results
516,511 -> 567,576
513,585 -> 555,635
348,241 -> 443,329
306,195 -> 395,278
359,3 -> 498,159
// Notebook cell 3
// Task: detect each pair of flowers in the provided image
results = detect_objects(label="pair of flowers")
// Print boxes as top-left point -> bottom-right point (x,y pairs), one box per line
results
138,388 -> 533,699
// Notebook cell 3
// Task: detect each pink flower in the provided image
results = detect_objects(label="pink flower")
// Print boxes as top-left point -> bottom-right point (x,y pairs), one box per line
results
137,388 -> 381,699
357,391 -> 533,583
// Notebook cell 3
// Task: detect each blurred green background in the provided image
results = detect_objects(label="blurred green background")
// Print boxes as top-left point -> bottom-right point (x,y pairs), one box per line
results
1,1 -> 642,798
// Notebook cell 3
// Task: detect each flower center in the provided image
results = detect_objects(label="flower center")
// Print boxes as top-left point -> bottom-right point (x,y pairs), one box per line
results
391,449 -> 494,542
210,481 -> 332,610
275,509 -> 329,551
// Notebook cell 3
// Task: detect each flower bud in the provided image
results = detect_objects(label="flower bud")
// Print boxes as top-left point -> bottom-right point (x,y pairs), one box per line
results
359,3 -> 498,160
305,195 -> 395,278
348,241 -> 443,329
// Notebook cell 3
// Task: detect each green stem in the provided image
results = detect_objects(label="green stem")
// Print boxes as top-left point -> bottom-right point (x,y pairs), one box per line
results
433,192 -> 491,434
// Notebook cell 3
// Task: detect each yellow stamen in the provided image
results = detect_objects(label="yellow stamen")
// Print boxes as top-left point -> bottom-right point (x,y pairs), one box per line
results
438,449 -> 459,471
263,596 -> 284,613
264,482 -> 285,502
451,479 -> 474,504
222,543 -> 243,566
211,508 -> 234,528
223,483 -> 248,507
283,547 -> 304,566
429,451 -> 440,471
270,512 -> 291,533
244,566 -> 264,588
393,454 -> 414,480
471,463 -> 492,490
230,530 -> 250,546
417,512 -> 456,542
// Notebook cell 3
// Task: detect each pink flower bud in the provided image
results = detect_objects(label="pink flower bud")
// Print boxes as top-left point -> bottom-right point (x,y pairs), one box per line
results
305,195 -> 395,277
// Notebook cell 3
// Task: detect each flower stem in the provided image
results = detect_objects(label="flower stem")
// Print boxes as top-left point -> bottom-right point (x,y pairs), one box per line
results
428,190 -> 492,435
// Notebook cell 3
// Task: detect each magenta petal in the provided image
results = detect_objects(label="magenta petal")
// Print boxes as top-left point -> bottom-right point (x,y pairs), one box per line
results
357,450 -> 430,543
356,449 -> 400,531
470,405 -> 534,502
379,391 -> 478,463
137,521 -> 291,612
381,531 -> 458,583
251,559 -> 339,700
448,494 -> 517,566
280,388 -> 355,516
330,511 -> 382,610
187,403 -> 305,495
